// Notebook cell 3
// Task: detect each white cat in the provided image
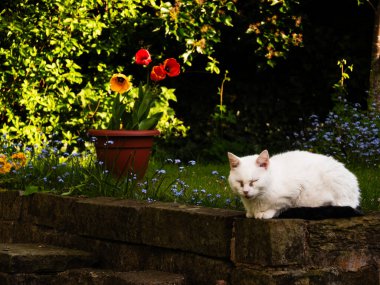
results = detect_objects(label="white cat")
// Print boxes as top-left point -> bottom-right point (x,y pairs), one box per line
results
227,150 -> 360,219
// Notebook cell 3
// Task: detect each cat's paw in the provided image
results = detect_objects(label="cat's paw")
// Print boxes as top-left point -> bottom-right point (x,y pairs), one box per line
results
246,212 -> 254,218
254,212 -> 265,219
254,209 -> 277,219
262,209 -> 277,219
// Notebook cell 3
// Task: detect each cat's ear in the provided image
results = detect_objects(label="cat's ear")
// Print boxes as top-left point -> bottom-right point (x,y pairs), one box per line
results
256,150 -> 270,169
227,152 -> 240,168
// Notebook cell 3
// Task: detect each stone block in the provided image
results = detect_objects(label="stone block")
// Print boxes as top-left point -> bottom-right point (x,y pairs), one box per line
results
141,245 -> 233,285
72,197 -> 146,243
54,269 -> 186,285
231,265 -> 380,285
233,218 -> 307,266
0,221 -> 16,242
0,190 -> 23,220
26,193 -> 78,229
54,240 -> 233,285
140,202 -> 243,258
306,213 -> 380,268
0,243 -> 96,273
0,272 -> 54,285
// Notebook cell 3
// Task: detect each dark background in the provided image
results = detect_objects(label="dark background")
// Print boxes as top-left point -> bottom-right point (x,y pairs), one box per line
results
161,0 -> 376,162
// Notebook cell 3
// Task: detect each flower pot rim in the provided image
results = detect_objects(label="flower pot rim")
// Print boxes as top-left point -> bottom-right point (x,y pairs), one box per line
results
88,129 -> 160,137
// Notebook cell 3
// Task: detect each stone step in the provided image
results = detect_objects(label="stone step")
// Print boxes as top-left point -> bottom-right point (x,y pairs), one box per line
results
55,269 -> 186,285
0,243 -> 186,285
0,269 -> 186,285
0,243 -> 96,273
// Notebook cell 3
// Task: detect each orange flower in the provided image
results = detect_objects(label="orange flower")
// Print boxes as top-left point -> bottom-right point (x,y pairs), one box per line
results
135,49 -> 152,66
110,74 -> 132,94
163,58 -> 180,77
11,152 -> 27,170
0,154 -> 12,174
150,65 -> 166,82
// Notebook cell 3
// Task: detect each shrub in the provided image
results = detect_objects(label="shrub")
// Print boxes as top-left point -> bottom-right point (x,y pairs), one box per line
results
0,0 -> 237,148
293,103 -> 380,167
292,60 -> 380,167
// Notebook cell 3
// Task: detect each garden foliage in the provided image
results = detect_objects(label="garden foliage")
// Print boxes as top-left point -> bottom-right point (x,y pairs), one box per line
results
293,60 -> 380,167
0,0 -> 237,148
0,0 -> 309,151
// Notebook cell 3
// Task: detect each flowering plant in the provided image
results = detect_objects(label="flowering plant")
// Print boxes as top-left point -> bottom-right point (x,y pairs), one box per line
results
108,49 -> 181,130
0,152 -> 27,174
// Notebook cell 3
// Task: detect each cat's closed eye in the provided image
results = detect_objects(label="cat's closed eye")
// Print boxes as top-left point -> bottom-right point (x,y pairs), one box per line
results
237,179 -> 258,187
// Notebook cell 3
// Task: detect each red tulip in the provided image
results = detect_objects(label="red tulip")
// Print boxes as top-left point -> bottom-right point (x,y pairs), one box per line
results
163,58 -> 180,77
150,65 -> 166,82
135,49 -> 152,66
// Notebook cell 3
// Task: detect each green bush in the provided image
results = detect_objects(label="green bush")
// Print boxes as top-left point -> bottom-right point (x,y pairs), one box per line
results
0,0 -> 236,148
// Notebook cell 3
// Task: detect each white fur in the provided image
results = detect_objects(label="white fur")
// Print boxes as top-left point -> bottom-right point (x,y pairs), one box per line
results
227,150 -> 360,219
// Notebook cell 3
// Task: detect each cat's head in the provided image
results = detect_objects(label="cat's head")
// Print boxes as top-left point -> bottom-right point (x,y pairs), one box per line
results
227,150 -> 270,199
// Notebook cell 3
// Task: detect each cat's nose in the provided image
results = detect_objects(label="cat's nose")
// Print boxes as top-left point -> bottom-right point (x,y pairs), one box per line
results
243,190 -> 249,195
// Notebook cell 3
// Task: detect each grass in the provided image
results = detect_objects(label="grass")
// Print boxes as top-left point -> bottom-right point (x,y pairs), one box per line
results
349,166 -> 380,213
0,139 -> 378,213
143,159 -> 380,213
145,158 -> 242,210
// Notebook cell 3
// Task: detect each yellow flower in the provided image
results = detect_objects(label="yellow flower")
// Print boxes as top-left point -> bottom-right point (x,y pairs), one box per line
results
11,152 -> 27,170
0,154 -> 12,174
110,74 -> 132,94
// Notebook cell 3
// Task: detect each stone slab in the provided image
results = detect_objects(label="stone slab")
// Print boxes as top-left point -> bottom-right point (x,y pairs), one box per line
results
0,189 -> 23,220
0,269 -> 186,285
54,269 -> 186,285
26,193 -> 79,230
233,218 -> 307,266
141,202 -> 244,258
306,212 -> 380,268
0,243 -> 96,273
231,265 -> 380,285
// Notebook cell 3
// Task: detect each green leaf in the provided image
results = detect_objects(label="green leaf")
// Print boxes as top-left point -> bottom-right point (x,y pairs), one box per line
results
23,185 -> 41,196
137,85 -> 154,122
138,112 -> 163,130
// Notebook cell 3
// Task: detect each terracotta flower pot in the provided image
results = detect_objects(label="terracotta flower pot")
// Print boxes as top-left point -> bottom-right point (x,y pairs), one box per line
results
88,129 -> 160,179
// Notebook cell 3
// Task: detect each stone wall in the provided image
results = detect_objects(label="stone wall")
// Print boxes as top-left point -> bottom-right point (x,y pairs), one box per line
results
0,189 -> 379,285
